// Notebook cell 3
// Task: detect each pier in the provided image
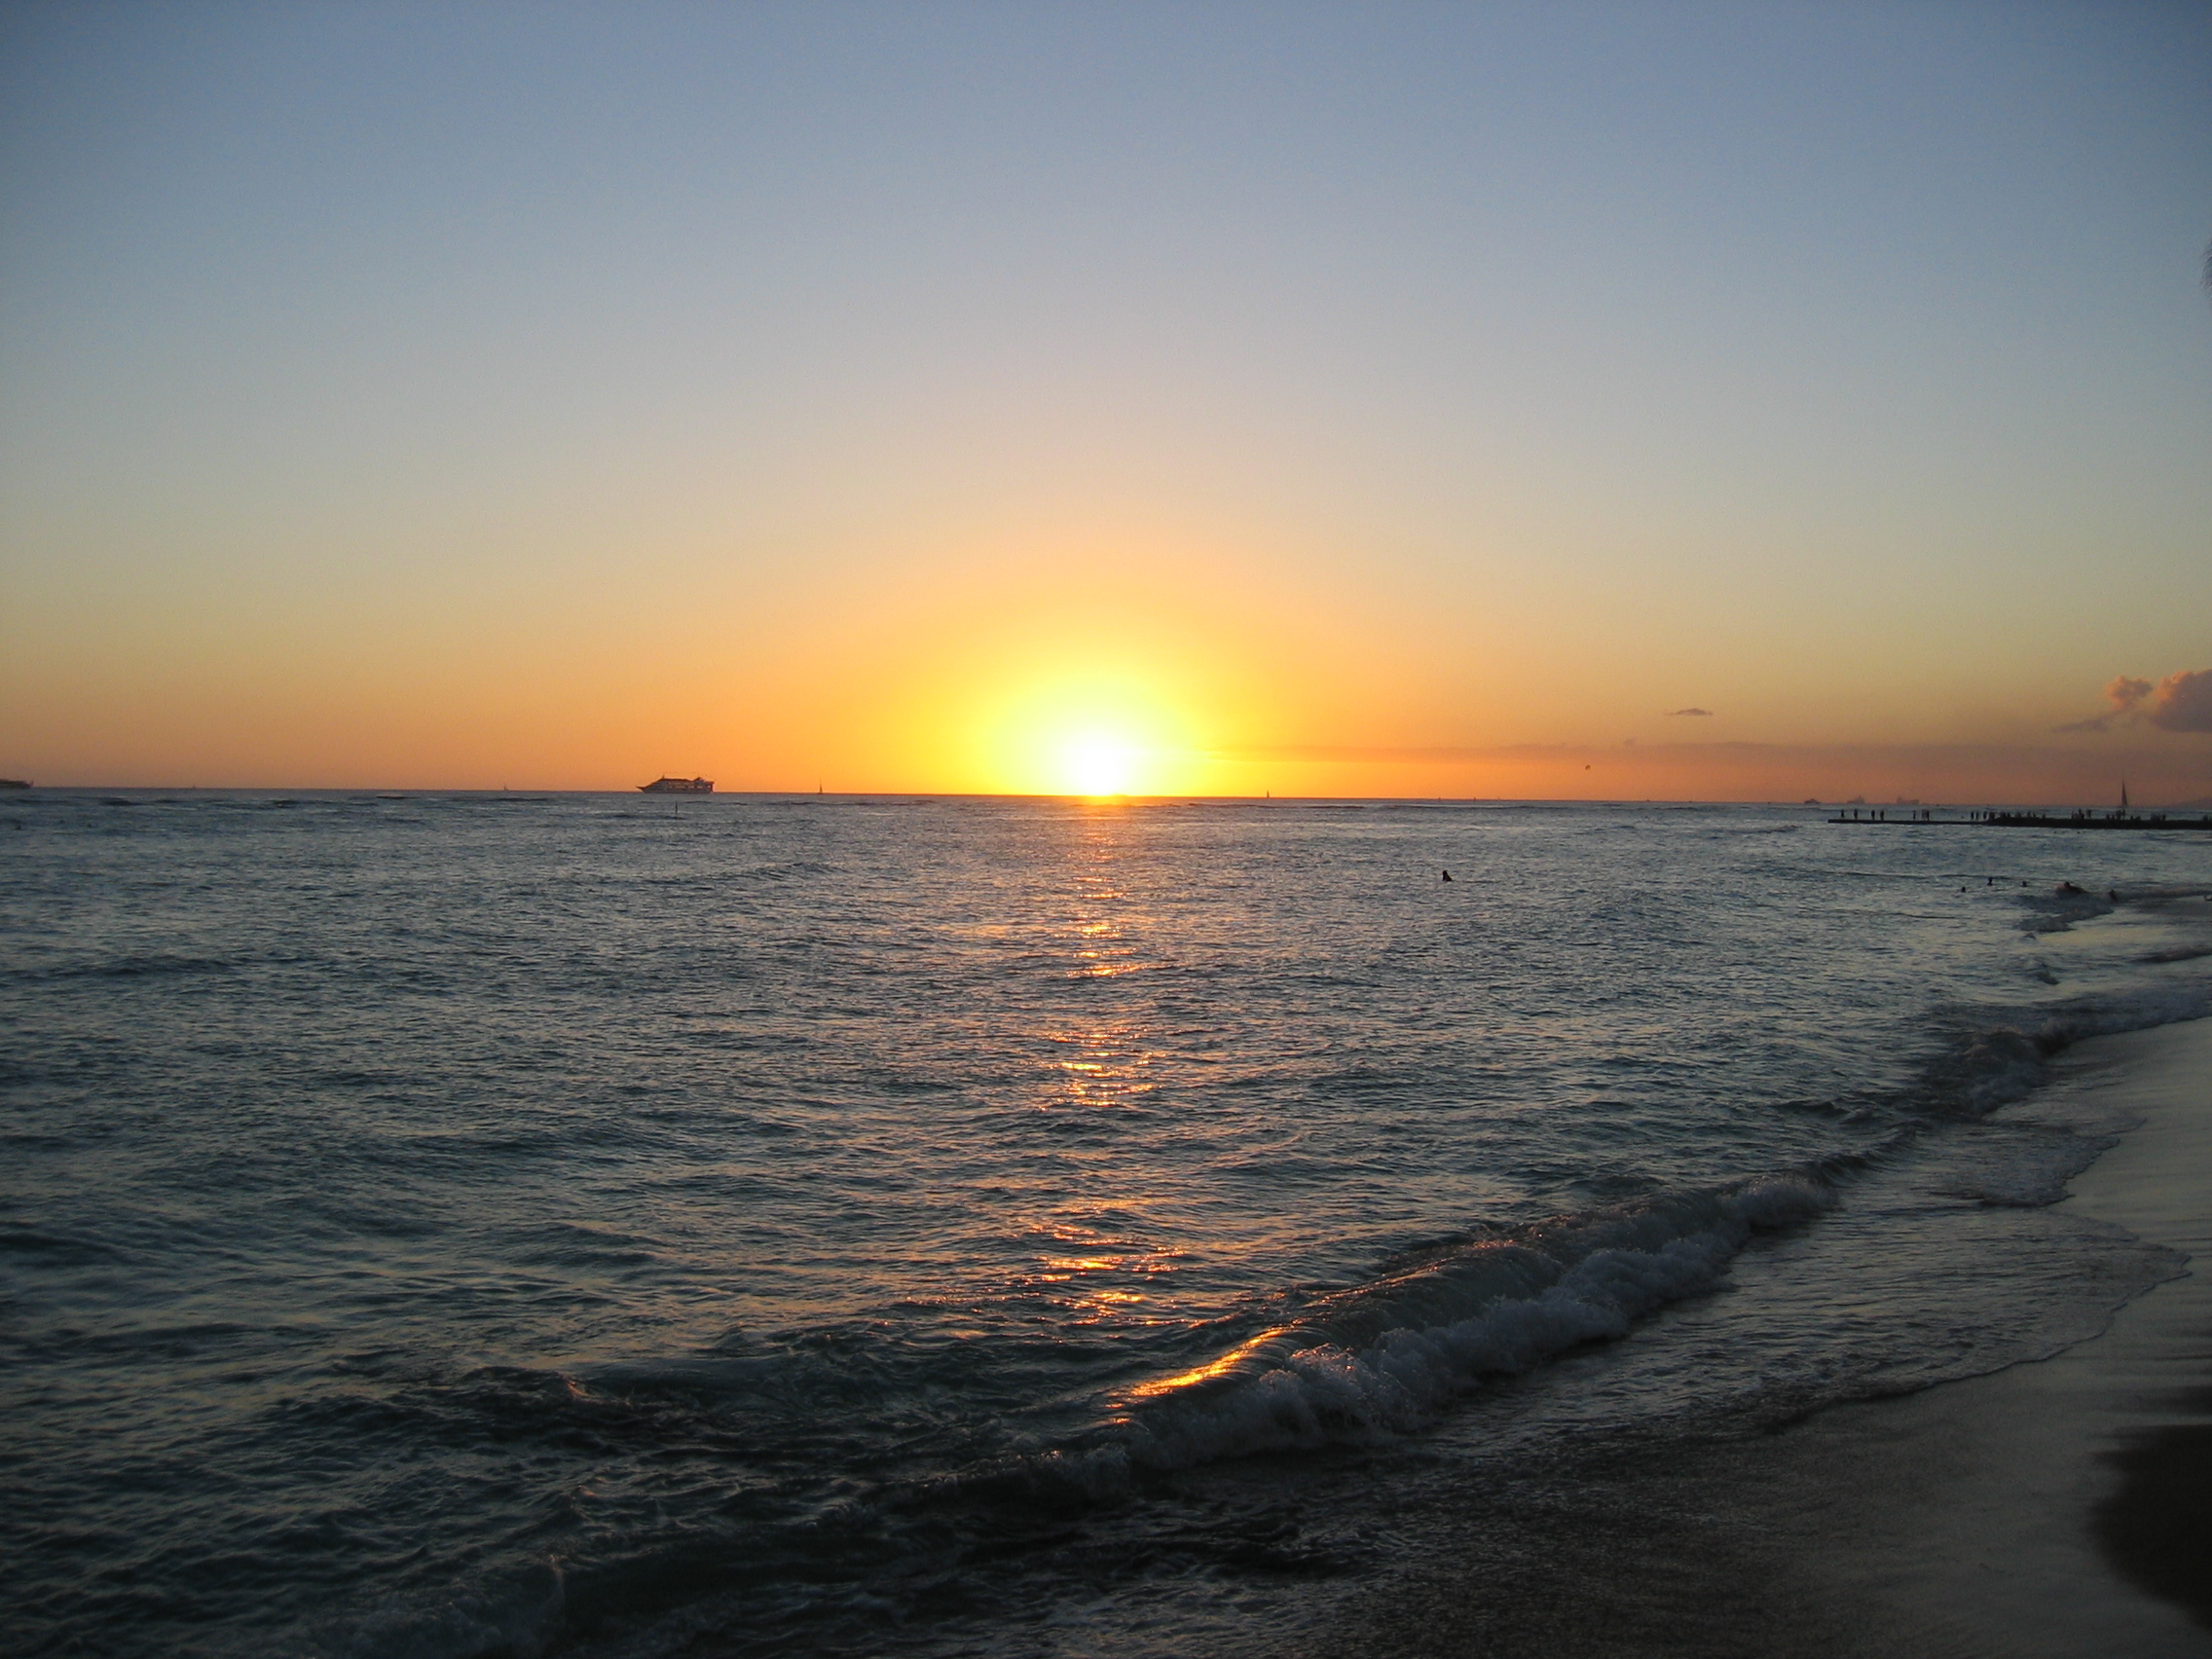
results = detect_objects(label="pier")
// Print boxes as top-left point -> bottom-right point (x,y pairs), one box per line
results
1826,807 -> 2212,831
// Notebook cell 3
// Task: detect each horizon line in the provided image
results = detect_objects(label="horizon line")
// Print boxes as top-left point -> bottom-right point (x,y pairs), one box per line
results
10,786 -> 2208,811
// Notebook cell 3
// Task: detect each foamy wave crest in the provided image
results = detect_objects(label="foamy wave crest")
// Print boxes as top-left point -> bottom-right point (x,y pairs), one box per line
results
1111,1176 -> 1831,1468
1922,985 -> 2212,1119
2032,982 -> 2212,1044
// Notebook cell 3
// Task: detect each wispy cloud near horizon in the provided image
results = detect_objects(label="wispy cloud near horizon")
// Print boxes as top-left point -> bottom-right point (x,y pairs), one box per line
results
2058,670 -> 2212,733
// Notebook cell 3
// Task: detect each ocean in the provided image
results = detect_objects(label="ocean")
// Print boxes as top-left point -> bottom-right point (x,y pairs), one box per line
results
5,793 -> 2210,1658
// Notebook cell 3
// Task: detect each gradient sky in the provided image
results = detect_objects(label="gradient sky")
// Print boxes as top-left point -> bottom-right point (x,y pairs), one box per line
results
3,0 -> 2209,797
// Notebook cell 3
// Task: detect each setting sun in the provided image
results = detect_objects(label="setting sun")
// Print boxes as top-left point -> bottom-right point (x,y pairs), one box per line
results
1057,732 -> 1141,796
974,669 -> 1199,796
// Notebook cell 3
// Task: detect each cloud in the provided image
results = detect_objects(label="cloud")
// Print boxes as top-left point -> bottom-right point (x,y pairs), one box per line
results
2108,675 -> 2154,712
2149,669 -> 2212,732
1664,707 -> 1714,717
2059,671 -> 2212,734
2057,674 -> 2155,732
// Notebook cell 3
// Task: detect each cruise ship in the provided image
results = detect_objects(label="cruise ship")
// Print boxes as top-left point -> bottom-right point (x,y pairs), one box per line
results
638,776 -> 714,793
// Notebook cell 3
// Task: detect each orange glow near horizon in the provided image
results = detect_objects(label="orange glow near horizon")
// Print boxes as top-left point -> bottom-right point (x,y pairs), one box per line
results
7,524 -> 2206,804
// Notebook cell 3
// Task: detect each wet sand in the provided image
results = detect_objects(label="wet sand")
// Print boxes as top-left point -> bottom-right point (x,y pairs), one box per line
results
1790,1014 -> 2212,1656
1299,1016 -> 2212,1659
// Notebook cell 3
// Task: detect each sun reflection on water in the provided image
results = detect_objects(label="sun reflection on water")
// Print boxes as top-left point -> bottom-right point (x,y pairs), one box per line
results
1046,1021 -> 1168,1109
1017,1217 -> 1187,1324
1000,818 -> 1192,1322
1119,1328 -> 1294,1400
1039,820 -> 1169,1108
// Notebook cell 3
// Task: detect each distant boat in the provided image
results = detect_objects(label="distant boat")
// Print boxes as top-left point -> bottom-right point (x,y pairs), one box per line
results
639,776 -> 714,793
0,779 -> 29,790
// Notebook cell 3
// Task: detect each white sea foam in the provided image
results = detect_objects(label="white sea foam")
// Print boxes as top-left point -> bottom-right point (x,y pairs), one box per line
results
1925,980 -> 2212,1118
1100,970 -> 2212,1471
1115,1176 -> 1834,1467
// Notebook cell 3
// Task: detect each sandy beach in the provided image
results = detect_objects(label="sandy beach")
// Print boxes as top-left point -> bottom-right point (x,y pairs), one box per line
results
1307,1015 -> 2212,1659
1782,1014 -> 2212,1657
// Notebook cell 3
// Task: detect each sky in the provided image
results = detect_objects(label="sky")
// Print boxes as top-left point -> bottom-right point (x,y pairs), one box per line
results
2,0 -> 2209,799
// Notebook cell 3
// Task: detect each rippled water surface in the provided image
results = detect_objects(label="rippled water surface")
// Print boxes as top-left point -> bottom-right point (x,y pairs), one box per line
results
5,793 -> 2210,1657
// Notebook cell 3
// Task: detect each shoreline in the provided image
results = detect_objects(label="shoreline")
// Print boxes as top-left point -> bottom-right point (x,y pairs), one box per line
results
1784,1014 -> 2212,1655
1296,1015 -> 2212,1658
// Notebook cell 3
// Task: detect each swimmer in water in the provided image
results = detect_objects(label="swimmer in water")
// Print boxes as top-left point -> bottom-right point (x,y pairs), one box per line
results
1441,869 -> 1453,882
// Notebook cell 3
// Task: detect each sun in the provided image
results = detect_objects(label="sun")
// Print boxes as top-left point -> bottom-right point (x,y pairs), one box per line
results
977,670 -> 1198,796
1058,732 -> 1140,796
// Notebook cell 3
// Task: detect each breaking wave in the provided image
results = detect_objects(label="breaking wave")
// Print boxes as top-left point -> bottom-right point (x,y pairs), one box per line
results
1106,1176 -> 1832,1469
1095,978 -> 2212,1473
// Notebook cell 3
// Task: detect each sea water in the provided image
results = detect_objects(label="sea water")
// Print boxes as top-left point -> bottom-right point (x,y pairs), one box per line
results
4,793 -> 2210,1657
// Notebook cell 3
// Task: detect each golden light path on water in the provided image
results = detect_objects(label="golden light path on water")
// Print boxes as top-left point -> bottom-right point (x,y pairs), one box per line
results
1020,812 -> 1184,1328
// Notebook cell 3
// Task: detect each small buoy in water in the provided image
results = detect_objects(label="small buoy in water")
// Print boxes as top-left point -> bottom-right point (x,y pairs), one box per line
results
1441,869 -> 1453,881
